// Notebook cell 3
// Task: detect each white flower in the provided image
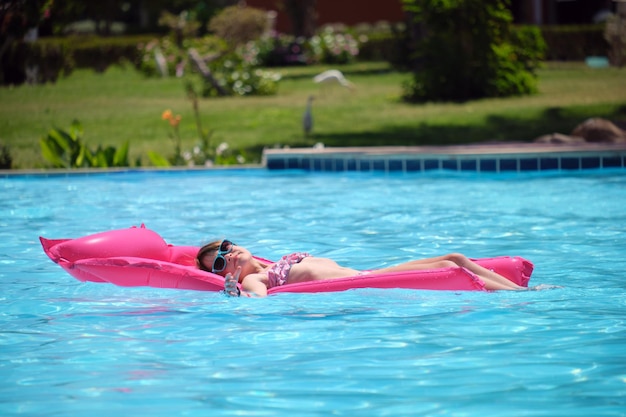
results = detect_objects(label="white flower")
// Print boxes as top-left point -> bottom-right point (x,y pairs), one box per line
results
216,142 -> 229,155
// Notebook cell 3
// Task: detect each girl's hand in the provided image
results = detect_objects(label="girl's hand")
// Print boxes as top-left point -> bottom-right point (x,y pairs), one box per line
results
224,267 -> 242,297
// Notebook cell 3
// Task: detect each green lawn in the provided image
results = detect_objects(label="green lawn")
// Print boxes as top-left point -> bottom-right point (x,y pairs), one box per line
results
1,61 -> 625,169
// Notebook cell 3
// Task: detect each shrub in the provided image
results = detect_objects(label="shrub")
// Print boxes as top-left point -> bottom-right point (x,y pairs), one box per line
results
208,5 -> 269,47
69,35 -> 152,72
40,120 -> 130,168
308,26 -> 360,65
200,52 -> 281,97
510,25 -> 547,73
401,0 -> 544,102
158,10 -> 201,48
0,143 -> 12,169
1,39 -> 73,86
358,31 -> 405,64
241,34 -> 309,67
1,35 -> 157,85
136,35 -> 226,78
541,24 -> 608,61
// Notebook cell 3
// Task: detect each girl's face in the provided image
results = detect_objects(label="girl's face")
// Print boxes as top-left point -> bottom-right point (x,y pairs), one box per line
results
201,241 -> 252,280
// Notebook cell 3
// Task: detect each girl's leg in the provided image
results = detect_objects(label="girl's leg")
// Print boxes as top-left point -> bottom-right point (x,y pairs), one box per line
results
373,253 -> 523,290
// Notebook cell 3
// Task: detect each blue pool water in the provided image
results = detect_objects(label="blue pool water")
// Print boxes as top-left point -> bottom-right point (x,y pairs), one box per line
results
1,169 -> 625,416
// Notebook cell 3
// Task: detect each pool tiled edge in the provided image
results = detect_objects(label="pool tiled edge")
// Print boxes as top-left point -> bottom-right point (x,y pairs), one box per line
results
264,143 -> 626,173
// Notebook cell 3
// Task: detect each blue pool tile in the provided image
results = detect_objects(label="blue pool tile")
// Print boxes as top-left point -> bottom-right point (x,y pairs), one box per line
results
406,160 -> 422,171
441,159 -> 458,171
500,159 -> 518,171
267,159 -> 285,170
388,159 -> 404,171
359,160 -> 371,171
480,159 -> 497,172
561,157 -> 580,170
540,158 -> 559,170
266,150 -> 625,173
459,159 -> 478,171
603,156 -> 623,168
372,160 -> 386,171
519,158 -> 539,171
287,158 -> 301,169
581,157 -> 601,169
424,159 -> 439,170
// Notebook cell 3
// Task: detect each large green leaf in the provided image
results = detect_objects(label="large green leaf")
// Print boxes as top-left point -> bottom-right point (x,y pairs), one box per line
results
113,141 -> 130,167
39,136 -> 67,168
75,144 -> 91,167
147,151 -> 171,167
47,128 -> 75,153
68,120 -> 83,141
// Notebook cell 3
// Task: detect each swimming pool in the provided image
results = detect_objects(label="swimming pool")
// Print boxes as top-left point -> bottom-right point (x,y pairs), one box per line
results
1,169 -> 625,416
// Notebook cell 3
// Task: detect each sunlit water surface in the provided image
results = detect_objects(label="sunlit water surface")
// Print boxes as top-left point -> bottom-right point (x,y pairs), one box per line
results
1,169 -> 625,416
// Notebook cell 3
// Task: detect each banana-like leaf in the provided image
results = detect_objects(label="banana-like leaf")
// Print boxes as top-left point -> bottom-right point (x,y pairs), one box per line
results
113,141 -> 130,167
39,136 -> 67,168
147,151 -> 171,167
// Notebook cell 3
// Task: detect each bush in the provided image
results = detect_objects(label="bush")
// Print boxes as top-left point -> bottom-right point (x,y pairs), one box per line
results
136,35 -> 226,78
308,26 -> 360,65
402,0 -> 544,102
1,39 -> 74,86
200,52 -> 281,97
69,35 -> 154,72
511,25 -> 547,72
0,143 -> 12,169
208,5 -> 269,47
358,31 -> 406,65
136,33 -> 280,97
242,25 -> 363,67
1,35 -> 158,86
40,120 -> 130,168
241,34 -> 309,67
541,25 -> 608,61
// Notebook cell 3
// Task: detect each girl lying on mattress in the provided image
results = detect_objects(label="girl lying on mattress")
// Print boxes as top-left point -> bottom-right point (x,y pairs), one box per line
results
196,239 -> 525,297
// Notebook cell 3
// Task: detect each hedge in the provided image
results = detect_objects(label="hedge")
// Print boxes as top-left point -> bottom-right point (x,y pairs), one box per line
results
0,25 -> 611,86
1,34 -> 156,86
540,24 -> 608,61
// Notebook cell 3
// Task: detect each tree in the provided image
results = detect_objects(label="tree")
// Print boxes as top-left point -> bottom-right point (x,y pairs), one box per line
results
0,0 -> 52,83
401,0 -> 545,102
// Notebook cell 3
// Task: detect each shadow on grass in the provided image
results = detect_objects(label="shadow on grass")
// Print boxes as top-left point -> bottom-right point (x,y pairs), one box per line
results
244,103 -> 626,162
312,103 -> 626,147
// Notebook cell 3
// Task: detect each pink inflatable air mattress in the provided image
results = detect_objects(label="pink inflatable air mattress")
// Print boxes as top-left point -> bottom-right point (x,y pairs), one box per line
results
40,225 -> 533,294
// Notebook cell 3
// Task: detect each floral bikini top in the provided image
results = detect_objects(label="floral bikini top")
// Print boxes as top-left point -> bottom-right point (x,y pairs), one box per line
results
267,252 -> 311,288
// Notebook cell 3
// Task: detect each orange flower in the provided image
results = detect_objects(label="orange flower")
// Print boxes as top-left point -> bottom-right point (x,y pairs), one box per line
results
169,114 -> 182,127
162,109 -> 173,121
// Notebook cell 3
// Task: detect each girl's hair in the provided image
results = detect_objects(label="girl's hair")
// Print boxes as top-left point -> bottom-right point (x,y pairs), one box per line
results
196,240 -> 222,272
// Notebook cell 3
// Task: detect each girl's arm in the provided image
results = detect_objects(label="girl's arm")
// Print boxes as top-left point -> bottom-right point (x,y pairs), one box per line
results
224,267 -> 269,297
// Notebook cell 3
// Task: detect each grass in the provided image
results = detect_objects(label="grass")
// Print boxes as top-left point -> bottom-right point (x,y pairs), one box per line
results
1,61 -> 625,169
